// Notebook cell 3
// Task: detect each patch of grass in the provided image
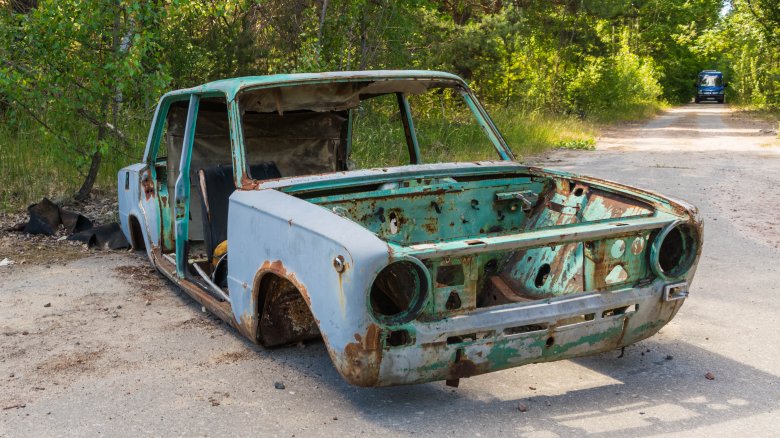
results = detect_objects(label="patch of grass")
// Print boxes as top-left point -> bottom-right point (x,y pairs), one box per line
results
0,116 -> 146,213
490,108 -> 599,158
588,101 -> 668,124
555,138 -> 596,150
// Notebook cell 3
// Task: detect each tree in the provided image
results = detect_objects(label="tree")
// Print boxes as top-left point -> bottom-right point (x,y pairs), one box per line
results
0,0 -> 168,200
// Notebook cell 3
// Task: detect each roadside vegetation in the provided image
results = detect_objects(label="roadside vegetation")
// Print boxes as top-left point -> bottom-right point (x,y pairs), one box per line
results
1,0 -> 776,211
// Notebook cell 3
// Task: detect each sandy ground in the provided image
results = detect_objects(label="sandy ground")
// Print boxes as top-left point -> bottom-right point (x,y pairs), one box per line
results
1,104 -> 779,437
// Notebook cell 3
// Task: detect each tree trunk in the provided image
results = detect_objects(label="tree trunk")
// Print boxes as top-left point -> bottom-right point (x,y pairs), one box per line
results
75,147 -> 102,202
317,0 -> 329,62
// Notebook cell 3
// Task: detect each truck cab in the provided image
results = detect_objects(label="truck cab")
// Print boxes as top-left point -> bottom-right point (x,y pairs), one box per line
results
695,70 -> 725,103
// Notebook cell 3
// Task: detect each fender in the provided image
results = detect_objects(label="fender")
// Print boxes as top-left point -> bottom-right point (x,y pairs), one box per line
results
226,188 -> 391,383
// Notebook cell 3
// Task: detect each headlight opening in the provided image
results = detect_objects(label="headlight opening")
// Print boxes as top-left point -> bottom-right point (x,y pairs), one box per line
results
369,260 -> 430,324
651,221 -> 700,280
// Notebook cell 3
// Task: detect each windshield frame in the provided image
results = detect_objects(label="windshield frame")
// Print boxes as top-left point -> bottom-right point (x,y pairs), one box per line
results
232,77 -> 514,186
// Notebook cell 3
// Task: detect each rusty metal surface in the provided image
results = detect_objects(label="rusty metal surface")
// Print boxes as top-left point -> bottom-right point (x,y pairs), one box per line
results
117,70 -> 703,388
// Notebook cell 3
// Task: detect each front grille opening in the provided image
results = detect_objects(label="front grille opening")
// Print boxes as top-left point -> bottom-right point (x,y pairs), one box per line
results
504,323 -> 548,335
602,304 -> 637,318
554,313 -> 596,327
447,330 -> 495,345
437,264 -> 464,286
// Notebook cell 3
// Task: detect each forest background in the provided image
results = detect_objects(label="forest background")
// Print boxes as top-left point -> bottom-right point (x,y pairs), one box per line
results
0,0 -> 778,210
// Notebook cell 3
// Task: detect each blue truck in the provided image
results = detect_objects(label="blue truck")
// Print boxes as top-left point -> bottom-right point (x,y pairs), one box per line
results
695,70 -> 726,103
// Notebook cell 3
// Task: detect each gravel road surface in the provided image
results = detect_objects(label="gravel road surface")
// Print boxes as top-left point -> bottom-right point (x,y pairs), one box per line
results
1,104 -> 778,437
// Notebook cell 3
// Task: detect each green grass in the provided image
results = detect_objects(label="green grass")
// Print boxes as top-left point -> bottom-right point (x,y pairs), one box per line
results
0,117 -> 146,212
588,101 -> 668,124
490,108 -> 599,158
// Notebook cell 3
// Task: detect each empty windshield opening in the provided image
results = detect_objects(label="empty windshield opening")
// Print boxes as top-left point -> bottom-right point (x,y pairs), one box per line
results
237,80 -> 508,180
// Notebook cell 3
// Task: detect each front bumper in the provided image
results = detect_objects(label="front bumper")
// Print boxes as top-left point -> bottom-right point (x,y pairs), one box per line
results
372,279 -> 686,386
697,94 -> 724,101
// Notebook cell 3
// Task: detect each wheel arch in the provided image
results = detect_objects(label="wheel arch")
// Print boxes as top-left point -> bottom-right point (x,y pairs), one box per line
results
127,214 -> 147,251
249,262 -> 321,347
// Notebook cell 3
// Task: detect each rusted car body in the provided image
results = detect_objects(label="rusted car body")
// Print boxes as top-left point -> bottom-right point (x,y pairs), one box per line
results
118,71 -> 702,387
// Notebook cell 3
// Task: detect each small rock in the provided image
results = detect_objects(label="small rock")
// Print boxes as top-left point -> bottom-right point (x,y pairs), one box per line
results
333,416 -> 338,421
274,381 -> 285,390
517,402 -> 528,412
43,303 -> 51,308
145,300 -> 151,306
111,313 -> 119,318
9,373 -> 14,378
705,372 -> 715,380
665,355 -> 673,360
21,331 -> 28,336
639,411 -> 645,415
116,305 -> 122,309
528,386 -> 536,390
201,306 -> 207,313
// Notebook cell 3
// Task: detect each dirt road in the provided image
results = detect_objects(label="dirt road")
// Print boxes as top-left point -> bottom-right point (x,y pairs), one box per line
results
2,104 -> 779,437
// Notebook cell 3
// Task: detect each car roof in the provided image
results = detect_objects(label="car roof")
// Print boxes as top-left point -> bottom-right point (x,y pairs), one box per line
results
163,70 -> 467,101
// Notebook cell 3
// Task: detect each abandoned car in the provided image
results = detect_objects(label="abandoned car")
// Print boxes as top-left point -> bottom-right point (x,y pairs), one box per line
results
118,70 -> 702,387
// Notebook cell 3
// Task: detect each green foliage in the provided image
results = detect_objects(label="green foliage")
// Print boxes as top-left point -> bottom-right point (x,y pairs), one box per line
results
567,47 -> 662,113
1,0 -> 769,211
697,0 -> 780,108
556,138 -> 596,151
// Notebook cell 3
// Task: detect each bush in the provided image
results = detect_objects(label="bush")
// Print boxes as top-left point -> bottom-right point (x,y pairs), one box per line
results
568,49 -> 663,116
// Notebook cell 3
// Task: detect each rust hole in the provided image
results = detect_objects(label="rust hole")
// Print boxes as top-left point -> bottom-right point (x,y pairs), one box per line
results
386,329 -> 411,347
573,187 -> 584,196
534,264 -> 551,288
445,291 -> 462,310
545,336 -> 555,348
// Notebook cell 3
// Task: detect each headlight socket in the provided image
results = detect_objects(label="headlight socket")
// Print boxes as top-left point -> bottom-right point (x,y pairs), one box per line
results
650,221 -> 700,280
369,259 -> 430,324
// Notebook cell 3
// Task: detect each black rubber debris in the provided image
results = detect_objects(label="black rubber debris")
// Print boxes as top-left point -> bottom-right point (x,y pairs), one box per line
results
68,223 -> 129,250
10,197 -> 128,250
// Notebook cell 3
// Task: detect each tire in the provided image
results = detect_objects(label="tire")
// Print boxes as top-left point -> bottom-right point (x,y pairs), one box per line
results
694,97 -> 700,104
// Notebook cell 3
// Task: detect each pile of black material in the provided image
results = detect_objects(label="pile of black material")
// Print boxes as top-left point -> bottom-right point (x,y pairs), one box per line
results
9,198 -> 130,250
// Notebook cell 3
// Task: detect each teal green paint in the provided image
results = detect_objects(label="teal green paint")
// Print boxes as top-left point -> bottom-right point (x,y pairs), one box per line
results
313,178 -> 545,245
396,93 -> 422,164
537,323 -> 623,357
485,340 -> 522,368
174,94 -> 200,277
629,319 -> 664,337
227,100 -> 247,186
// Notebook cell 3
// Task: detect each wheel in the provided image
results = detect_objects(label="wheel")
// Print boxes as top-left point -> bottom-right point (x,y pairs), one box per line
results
694,97 -> 700,104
